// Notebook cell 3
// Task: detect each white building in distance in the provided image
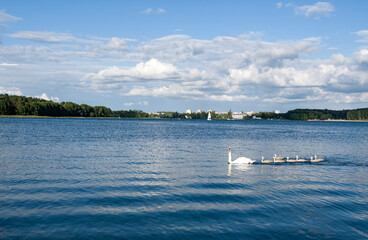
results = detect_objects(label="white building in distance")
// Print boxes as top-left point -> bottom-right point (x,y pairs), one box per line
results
232,112 -> 245,120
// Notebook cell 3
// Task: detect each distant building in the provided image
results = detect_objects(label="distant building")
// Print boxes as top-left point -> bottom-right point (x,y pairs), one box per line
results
186,109 -> 192,114
196,109 -> 202,114
232,112 -> 245,120
274,110 -> 281,114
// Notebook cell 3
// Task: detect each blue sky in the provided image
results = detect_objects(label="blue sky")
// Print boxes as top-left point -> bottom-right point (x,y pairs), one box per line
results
1,1 -> 368,112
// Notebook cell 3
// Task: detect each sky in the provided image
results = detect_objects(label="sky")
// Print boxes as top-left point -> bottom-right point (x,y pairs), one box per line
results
1,0 -> 368,113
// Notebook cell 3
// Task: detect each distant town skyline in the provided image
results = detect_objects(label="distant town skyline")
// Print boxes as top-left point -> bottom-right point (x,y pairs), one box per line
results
1,1 -> 368,112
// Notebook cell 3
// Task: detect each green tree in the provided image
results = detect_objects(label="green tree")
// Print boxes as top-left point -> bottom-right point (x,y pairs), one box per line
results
0,94 -> 16,115
227,110 -> 232,119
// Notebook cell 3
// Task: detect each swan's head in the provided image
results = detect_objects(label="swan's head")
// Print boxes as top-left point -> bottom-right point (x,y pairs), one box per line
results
261,156 -> 264,160
287,157 -> 289,160
273,154 -> 276,157
228,147 -> 231,152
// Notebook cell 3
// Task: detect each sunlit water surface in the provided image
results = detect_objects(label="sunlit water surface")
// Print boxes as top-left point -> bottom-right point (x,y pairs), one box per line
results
1,118 -> 368,239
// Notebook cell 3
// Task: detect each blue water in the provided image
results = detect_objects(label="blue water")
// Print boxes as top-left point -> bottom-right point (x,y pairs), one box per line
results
1,118 -> 368,239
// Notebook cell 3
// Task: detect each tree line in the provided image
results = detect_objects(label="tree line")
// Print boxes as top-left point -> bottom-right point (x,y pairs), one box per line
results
0,94 -> 112,117
1,94 -> 367,120
283,108 -> 368,120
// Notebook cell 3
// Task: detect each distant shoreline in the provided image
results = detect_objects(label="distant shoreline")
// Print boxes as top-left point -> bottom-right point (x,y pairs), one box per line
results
1,115 -> 368,122
309,119 -> 368,122
0,115 -> 109,119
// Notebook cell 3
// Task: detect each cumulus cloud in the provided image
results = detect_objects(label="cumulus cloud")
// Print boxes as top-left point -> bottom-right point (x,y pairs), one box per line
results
35,93 -> 60,102
0,87 -> 22,95
294,2 -> 334,19
77,33 -> 368,105
0,10 -> 21,23
85,58 -> 178,83
101,37 -> 129,50
2,30 -> 368,107
124,84 -> 258,102
125,84 -> 204,98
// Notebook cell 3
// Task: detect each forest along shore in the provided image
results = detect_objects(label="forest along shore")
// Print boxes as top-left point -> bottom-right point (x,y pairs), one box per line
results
1,94 -> 368,121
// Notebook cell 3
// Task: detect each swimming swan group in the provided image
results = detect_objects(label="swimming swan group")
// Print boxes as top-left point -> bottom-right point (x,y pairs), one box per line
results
228,148 -> 324,164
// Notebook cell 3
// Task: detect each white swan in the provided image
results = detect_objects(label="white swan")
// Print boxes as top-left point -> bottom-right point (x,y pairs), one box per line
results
274,154 -> 285,160
228,147 -> 255,164
311,155 -> 324,163
273,154 -> 285,163
296,155 -> 307,163
286,156 -> 298,163
261,156 -> 273,164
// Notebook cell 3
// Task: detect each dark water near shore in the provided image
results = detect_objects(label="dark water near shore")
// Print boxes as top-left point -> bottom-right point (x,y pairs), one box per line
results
1,118 -> 368,239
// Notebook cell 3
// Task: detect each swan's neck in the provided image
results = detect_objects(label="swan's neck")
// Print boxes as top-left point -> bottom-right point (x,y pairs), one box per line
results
228,149 -> 232,164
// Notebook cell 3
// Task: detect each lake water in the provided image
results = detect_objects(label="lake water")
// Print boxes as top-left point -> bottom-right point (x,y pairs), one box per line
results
1,118 -> 368,239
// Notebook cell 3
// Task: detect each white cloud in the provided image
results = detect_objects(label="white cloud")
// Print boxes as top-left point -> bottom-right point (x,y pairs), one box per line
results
295,2 -> 335,19
0,62 -> 18,71
141,8 -> 166,14
2,30 -> 368,107
7,31 -> 99,44
35,93 -> 60,102
157,8 -> 166,14
125,84 -> 203,98
124,101 -> 149,107
85,58 -> 178,83
0,63 -> 18,66
0,87 -> 22,95
101,37 -> 129,50
276,2 -> 283,8
353,30 -> 368,42
0,10 -> 21,23
124,84 -> 258,102
208,94 -> 258,102
8,31 -> 76,43
124,102 -> 134,106
78,33 -> 368,105
141,8 -> 153,14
